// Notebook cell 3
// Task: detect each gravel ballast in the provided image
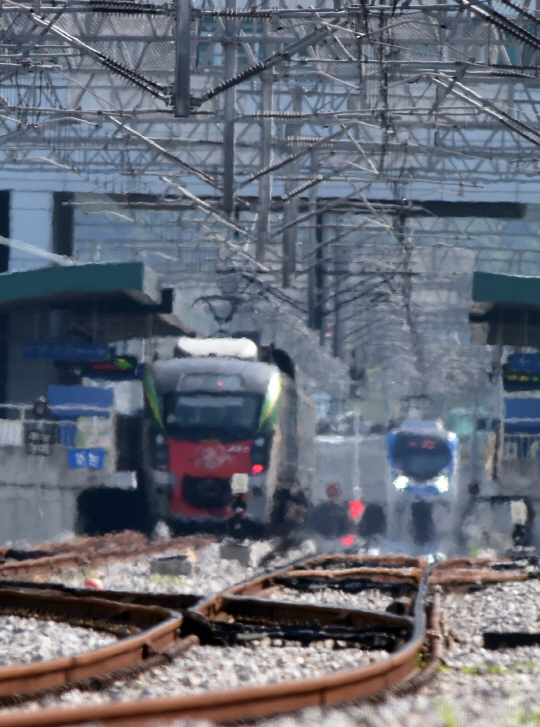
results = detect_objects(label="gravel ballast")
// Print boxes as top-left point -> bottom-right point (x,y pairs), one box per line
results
266,585 -> 395,611
0,614 -> 117,666
52,541 -> 318,597
23,642 -> 389,710
6,544 -> 540,726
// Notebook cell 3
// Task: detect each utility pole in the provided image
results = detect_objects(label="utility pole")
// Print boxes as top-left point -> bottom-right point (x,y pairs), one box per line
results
281,88 -> 302,287
223,0 -> 236,215
307,151 -> 319,328
255,17 -> 274,263
333,241 -> 346,358
313,210 -> 326,345
174,0 -> 191,117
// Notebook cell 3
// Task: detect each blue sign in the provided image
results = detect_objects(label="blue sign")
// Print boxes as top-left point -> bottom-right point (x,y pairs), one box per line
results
48,385 -> 114,418
24,342 -> 110,361
509,354 -> 540,372
68,449 -> 105,469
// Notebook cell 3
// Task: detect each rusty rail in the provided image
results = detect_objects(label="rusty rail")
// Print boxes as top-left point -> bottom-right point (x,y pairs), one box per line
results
0,588 -> 185,699
0,581 -> 202,611
0,557 -> 435,726
0,552 -> 534,726
274,552 -> 535,591
0,531 -> 214,580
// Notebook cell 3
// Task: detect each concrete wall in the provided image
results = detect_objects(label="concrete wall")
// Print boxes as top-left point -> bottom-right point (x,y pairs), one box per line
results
0,435 -> 116,545
0,484 -> 78,546
0,444 -> 114,488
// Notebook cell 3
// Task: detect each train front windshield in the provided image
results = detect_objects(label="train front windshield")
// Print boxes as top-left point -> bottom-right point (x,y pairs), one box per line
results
392,433 -> 452,482
163,392 -> 261,441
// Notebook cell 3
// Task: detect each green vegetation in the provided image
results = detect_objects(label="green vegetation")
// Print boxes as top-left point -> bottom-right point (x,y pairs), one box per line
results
60,570 -> 78,583
518,710 -> 540,726
486,664 -> 505,675
460,664 -> 507,676
461,665 -> 480,675
149,573 -> 186,586
435,699 -> 461,727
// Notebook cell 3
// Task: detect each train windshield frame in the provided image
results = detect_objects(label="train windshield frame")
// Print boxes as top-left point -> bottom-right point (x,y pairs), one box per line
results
392,432 -> 452,482
163,391 -> 262,442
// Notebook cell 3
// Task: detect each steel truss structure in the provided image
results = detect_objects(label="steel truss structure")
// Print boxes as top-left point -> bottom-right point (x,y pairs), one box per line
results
0,0 -> 540,402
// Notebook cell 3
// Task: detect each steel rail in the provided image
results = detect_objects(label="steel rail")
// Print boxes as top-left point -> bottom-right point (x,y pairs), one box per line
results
0,581 -> 202,610
0,532 -> 213,579
0,557 -> 434,726
285,566 -> 424,582
0,589 -> 184,698
282,553 -> 536,589
296,553 -> 427,569
0,553 -> 531,726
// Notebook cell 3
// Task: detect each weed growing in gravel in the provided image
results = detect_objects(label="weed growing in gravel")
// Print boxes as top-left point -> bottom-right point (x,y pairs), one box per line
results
435,698 -> 461,727
149,573 -> 186,586
518,709 -> 540,725
436,662 -> 449,674
459,664 -> 508,676
83,568 -> 103,581
510,661 -> 535,673
60,571 -> 78,583
460,665 -> 480,675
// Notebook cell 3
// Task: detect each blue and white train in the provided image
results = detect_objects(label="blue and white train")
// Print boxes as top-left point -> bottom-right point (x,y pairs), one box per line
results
386,420 -> 459,546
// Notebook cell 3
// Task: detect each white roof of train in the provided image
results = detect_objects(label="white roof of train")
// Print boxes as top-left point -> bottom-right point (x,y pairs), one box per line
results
174,337 -> 258,361
399,419 -> 445,433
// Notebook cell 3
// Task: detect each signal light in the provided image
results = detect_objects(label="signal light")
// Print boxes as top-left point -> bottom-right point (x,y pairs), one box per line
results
348,500 -> 365,521
326,483 -> 342,499
251,464 -> 265,475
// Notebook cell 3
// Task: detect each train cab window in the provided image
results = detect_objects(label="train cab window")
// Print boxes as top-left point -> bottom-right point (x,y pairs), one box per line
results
392,433 -> 452,481
163,392 -> 261,440
179,374 -> 244,392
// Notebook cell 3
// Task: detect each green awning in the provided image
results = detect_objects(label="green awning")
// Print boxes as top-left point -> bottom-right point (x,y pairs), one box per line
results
0,262 -> 193,340
472,271 -> 540,307
0,261 -> 160,309
470,271 -> 540,346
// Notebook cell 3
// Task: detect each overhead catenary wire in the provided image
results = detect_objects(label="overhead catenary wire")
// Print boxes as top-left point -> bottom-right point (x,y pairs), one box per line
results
0,0 -> 534,393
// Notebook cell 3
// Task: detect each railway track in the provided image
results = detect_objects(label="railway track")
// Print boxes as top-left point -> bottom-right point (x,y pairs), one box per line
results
0,532 -> 214,581
0,545 -> 534,726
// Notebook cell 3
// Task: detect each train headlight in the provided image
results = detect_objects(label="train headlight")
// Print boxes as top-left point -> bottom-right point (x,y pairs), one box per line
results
434,475 -> 449,493
153,433 -> 169,471
394,475 -> 409,490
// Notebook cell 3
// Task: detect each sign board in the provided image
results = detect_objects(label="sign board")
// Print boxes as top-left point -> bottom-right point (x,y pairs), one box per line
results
24,342 -> 110,361
68,449 -> 105,469
67,357 -> 143,380
504,398 -> 540,430
503,354 -> 540,391
509,354 -> 540,372
503,371 -> 540,391
26,426 -> 57,456
48,385 -> 114,418
75,416 -> 112,449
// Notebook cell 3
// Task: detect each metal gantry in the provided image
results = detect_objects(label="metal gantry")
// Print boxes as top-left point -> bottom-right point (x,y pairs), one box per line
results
0,0 -> 540,400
